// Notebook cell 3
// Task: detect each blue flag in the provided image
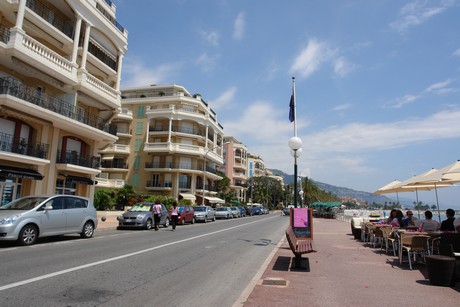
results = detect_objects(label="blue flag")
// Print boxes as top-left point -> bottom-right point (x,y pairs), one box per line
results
289,94 -> 295,122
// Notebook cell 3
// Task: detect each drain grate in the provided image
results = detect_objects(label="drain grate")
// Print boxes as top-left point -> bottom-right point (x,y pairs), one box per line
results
261,278 -> 287,286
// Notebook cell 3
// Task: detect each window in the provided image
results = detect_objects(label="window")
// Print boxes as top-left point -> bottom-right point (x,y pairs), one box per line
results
137,106 -> 145,118
135,122 -> 143,135
134,139 -> 142,151
131,173 -> 140,188
133,156 -> 140,170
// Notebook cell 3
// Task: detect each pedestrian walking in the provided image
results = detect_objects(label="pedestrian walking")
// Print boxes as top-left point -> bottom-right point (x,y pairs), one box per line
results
153,200 -> 162,231
170,201 -> 179,231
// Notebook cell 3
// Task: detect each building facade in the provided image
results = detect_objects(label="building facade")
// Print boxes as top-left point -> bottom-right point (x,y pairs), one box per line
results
99,85 -> 225,205
222,136 -> 248,202
0,0 -> 128,204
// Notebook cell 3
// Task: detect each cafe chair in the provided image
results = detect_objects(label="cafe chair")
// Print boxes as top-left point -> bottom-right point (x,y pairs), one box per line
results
381,226 -> 397,256
399,234 -> 430,270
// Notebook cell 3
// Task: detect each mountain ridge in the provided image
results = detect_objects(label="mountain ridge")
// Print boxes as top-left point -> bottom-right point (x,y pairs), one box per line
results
270,169 -> 393,205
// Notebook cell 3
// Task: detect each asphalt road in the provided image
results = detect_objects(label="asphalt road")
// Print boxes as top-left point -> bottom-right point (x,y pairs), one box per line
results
0,213 -> 288,307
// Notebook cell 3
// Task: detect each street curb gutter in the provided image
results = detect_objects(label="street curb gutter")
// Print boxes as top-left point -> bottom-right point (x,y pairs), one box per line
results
232,234 -> 285,306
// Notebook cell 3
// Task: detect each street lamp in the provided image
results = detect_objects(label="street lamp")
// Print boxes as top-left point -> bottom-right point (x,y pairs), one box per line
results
288,136 -> 302,208
202,145 -> 220,205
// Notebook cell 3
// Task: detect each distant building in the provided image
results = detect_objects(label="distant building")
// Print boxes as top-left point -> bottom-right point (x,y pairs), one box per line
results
98,85 -> 225,205
222,136 -> 248,202
0,0 -> 127,203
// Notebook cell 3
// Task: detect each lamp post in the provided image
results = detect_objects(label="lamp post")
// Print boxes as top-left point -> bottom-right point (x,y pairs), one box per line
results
288,136 -> 302,208
202,145 -> 219,205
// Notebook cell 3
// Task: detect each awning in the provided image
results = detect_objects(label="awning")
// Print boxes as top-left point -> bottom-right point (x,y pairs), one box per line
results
204,196 -> 225,204
102,155 -> 114,160
64,175 -> 94,185
179,193 -> 196,201
0,165 -> 43,180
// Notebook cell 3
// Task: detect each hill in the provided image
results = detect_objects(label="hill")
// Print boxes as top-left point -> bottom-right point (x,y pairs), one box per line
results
270,169 -> 392,205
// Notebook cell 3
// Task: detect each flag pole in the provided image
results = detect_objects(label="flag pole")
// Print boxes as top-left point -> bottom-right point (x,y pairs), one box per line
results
292,77 -> 297,137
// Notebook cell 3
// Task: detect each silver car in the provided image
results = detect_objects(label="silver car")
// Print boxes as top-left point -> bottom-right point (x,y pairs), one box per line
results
215,207 -> 233,219
0,195 -> 98,246
117,202 -> 170,230
194,206 -> 216,223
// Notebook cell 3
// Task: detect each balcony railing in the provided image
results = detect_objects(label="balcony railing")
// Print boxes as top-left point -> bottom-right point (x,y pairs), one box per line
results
146,181 -> 172,188
56,150 -> 100,169
0,23 -> 10,44
26,0 -> 74,38
144,162 -> 219,174
101,161 -> 128,169
0,77 -> 117,135
96,2 -> 124,33
0,132 -> 48,159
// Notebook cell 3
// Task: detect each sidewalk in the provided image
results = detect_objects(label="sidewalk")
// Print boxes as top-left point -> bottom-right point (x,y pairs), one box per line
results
240,218 -> 460,306
97,211 -> 121,229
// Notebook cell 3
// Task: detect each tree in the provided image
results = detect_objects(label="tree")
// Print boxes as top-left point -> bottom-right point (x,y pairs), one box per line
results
431,204 -> 437,211
94,189 -> 113,210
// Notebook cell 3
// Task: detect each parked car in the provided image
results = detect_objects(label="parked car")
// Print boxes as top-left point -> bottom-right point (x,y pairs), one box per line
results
194,206 -> 216,222
215,207 -> 233,219
0,195 -> 98,246
244,206 -> 253,216
261,207 -> 269,214
169,205 -> 195,225
251,206 -> 261,215
237,206 -> 246,217
117,202 -> 169,230
230,206 -> 240,218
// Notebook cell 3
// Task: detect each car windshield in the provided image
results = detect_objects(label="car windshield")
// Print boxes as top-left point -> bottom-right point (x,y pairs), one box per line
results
194,207 -> 206,212
0,197 -> 47,210
129,204 -> 152,212
178,206 -> 184,212
217,207 -> 227,211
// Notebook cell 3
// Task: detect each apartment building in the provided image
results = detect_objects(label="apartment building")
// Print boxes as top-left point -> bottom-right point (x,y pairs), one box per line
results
246,154 -> 284,203
99,85 -> 225,205
222,136 -> 248,202
0,0 -> 128,204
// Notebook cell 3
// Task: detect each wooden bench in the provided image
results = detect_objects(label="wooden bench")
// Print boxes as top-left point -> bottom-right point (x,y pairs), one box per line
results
285,227 -> 316,268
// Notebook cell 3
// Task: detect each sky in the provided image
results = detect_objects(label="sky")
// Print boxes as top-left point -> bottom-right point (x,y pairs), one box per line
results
113,0 -> 460,209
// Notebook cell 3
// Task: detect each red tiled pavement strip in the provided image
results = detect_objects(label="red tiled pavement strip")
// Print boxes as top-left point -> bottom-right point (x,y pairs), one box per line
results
96,211 -> 122,229
239,218 -> 460,307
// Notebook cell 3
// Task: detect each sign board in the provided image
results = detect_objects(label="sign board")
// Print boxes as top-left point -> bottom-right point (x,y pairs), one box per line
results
290,208 -> 313,239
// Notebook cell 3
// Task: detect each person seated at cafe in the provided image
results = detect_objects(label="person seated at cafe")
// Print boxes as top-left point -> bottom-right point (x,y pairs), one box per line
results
403,210 -> 416,227
391,210 -> 405,227
415,210 -> 440,232
440,208 -> 456,231
386,209 -> 397,224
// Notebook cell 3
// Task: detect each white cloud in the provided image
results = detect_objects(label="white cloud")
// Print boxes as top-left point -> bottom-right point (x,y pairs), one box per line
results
121,58 -> 181,87
201,30 -> 220,46
211,86 -> 237,109
390,0 -> 456,34
195,52 -> 220,72
290,39 -> 333,79
384,94 -> 419,108
332,103 -> 352,112
425,79 -> 456,95
233,12 -> 245,40
453,48 -> 460,56
333,56 -> 356,78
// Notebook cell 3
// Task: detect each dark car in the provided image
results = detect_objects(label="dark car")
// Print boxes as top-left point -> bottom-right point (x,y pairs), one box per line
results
169,205 -> 195,225
251,206 -> 261,215
244,206 -> 253,216
237,206 -> 246,217
117,202 -> 169,230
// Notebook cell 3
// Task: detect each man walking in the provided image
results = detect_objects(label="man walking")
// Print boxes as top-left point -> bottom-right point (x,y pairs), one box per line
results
153,200 -> 162,231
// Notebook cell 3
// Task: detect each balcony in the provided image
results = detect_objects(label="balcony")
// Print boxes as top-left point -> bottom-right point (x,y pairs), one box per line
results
101,160 -> 128,170
77,70 -> 119,109
56,150 -> 101,169
143,142 -> 223,164
88,40 -> 117,71
96,2 -> 125,33
0,23 -> 10,44
146,181 -> 172,190
99,144 -> 130,155
25,0 -> 74,39
0,77 -> 117,136
115,109 -> 133,121
0,132 -> 48,159
95,177 -> 125,188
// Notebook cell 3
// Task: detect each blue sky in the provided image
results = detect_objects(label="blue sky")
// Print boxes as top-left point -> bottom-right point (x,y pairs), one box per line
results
114,0 -> 460,209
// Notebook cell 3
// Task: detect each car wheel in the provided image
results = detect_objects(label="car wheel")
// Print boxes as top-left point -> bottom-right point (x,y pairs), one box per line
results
163,218 -> 170,228
226,214 -> 229,219
204,216 -> 208,223
212,215 -> 216,222
18,224 -> 38,246
146,219 -> 153,230
81,221 -> 95,238
191,217 -> 195,224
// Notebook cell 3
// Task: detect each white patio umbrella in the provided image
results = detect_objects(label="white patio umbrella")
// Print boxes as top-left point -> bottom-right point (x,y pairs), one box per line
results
374,180 -> 403,204
409,161 -> 460,221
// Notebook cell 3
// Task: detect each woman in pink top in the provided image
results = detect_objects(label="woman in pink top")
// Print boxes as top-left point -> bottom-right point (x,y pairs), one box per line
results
170,201 -> 179,231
